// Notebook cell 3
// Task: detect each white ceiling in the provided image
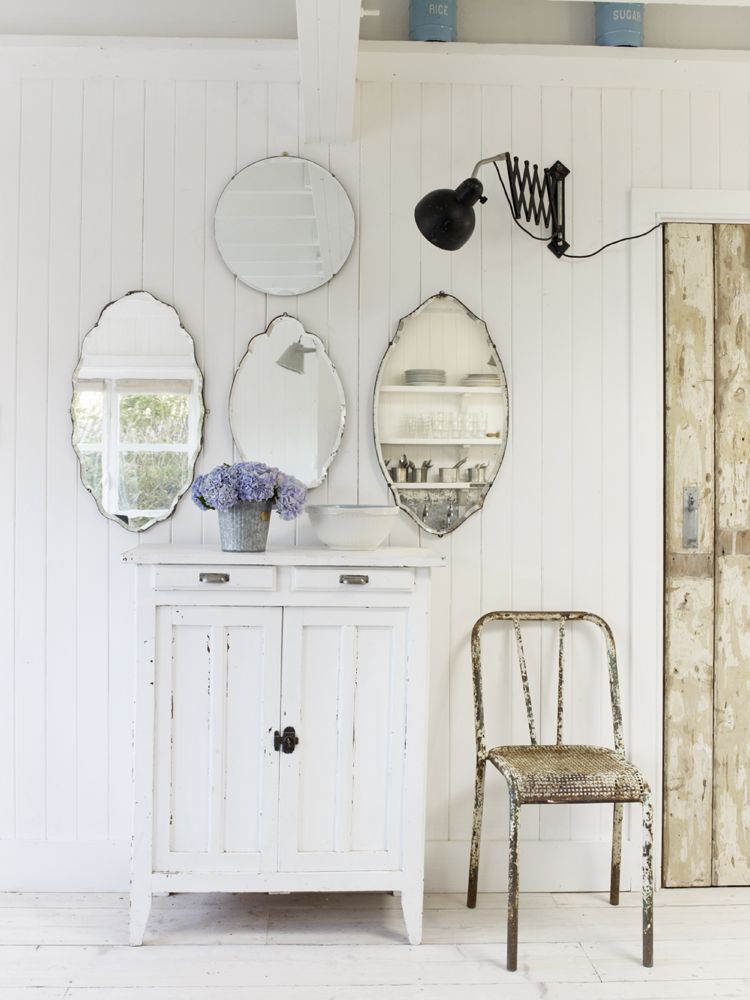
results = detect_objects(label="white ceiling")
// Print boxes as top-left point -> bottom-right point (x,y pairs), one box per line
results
3,0 -> 750,49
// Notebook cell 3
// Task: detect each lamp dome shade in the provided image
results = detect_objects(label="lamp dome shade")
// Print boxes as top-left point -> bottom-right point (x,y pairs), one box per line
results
414,177 -> 484,251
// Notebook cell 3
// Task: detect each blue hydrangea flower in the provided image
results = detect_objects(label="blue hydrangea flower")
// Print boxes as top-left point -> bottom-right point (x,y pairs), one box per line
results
274,473 -> 307,521
192,462 -> 307,521
236,461 -> 278,502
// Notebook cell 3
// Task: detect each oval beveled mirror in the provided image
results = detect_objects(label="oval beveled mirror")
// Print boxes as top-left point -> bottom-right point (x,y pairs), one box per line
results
374,292 -> 509,536
71,291 -> 204,531
214,155 -> 355,296
230,314 -> 345,488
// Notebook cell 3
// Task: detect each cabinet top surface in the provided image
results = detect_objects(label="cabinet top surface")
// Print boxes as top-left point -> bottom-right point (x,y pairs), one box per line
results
122,544 -> 445,568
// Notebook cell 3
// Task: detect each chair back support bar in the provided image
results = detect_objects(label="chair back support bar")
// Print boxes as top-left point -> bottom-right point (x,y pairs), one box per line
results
471,611 -> 625,756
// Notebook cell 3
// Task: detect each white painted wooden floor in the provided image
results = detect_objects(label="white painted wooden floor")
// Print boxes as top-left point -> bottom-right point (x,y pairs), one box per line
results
0,888 -> 748,999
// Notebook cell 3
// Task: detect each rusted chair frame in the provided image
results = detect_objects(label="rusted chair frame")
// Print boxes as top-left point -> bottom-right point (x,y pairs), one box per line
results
466,611 -> 653,970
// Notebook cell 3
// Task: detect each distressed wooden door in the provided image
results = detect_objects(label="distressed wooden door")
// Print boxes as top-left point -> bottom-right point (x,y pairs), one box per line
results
664,222 -> 750,887
277,607 -> 408,873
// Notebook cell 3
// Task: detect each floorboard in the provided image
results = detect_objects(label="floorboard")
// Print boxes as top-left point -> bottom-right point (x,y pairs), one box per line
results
0,890 -> 747,996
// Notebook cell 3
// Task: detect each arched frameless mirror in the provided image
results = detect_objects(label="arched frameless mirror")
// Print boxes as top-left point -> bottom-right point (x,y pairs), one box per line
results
71,291 -> 204,531
214,155 -> 355,297
230,314 -> 345,488
374,292 -> 509,536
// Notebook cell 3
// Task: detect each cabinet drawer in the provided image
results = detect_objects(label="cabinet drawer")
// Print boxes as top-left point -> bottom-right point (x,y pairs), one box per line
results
291,567 -> 415,592
153,565 -> 276,591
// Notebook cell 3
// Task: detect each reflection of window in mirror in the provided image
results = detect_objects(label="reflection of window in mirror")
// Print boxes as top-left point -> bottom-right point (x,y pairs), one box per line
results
71,291 -> 204,532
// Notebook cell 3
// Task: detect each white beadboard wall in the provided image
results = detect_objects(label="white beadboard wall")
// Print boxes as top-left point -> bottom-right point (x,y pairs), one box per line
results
1,39 -> 748,891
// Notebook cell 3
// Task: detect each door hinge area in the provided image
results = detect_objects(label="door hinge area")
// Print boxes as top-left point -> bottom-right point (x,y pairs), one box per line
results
274,726 -> 299,754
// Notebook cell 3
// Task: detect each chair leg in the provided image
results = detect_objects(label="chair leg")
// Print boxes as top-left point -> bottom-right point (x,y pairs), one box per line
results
507,789 -> 520,972
610,802 -> 623,905
642,791 -> 654,968
467,759 -> 486,909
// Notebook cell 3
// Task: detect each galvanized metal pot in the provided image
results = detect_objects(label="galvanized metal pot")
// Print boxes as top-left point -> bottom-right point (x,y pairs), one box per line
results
218,500 -> 272,552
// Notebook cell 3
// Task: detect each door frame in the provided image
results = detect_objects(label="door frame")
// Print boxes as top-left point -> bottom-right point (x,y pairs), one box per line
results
630,189 -> 750,888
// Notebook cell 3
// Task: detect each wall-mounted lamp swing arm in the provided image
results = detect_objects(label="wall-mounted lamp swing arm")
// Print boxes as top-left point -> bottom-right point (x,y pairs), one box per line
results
415,151 -> 662,260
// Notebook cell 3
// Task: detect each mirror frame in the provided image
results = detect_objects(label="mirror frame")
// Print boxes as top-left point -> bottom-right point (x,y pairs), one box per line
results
214,154 -> 356,297
229,314 -> 346,489
71,290 -> 205,532
373,291 -> 509,536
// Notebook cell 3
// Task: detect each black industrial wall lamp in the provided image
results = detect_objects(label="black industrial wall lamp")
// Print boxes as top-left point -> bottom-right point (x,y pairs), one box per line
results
415,152 -> 570,258
415,151 -> 661,260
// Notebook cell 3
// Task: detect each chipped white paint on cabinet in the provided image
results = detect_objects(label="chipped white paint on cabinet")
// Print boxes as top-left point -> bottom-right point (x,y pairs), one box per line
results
125,545 -> 442,946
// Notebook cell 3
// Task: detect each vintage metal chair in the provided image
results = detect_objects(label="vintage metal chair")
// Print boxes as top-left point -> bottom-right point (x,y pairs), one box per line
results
467,611 -> 653,971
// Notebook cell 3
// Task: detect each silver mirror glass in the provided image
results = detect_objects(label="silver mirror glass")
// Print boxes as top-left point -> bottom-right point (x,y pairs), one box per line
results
214,155 -> 355,296
374,293 -> 509,536
230,315 -> 345,488
71,291 -> 204,532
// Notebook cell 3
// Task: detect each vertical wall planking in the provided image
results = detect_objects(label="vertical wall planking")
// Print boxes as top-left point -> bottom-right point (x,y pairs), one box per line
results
718,91 -> 749,191
325,86 -> 361,507
538,85 -> 573,843
265,82 -> 300,549
45,78 -> 84,841
108,78 -> 146,840
601,89 -> 634,855
419,83 -> 452,845
690,92 -> 720,191
386,82 -> 422,550
662,91 -> 691,189
142,80 -> 177,550
508,85 -> 544,843
76,78 -> 114,841
14,79 -> 53,839
477,83 -> 514,850
170,81 -> 207,546
0,78 -> 20,839
448,83 -> 484,844
569,87 -> 605,843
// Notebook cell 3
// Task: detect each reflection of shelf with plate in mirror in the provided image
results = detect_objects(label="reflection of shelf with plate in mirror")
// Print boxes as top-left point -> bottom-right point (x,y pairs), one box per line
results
392,482 -> 488,490
382,438 -> 503,446
380,385 -> 504,395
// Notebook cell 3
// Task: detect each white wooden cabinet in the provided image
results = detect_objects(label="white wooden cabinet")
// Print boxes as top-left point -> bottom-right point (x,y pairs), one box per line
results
123,545 -> 443,945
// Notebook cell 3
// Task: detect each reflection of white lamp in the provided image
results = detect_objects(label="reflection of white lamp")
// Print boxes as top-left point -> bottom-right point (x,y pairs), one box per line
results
276,339 -> 317,374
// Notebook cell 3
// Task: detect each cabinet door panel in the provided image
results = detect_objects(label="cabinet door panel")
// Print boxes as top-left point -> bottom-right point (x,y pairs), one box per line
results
154,606 -> 281,872
279,608 -> 407,872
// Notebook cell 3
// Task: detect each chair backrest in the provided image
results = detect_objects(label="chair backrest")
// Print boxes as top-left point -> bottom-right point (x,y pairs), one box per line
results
470,611 -> 624,755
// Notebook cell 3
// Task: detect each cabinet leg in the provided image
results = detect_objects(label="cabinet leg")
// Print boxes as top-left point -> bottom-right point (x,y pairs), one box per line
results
400,886 -> 423,945
129,890 -> 152,946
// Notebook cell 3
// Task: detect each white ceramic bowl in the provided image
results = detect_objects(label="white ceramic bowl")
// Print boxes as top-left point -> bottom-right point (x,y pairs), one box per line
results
306,504 -> 399,550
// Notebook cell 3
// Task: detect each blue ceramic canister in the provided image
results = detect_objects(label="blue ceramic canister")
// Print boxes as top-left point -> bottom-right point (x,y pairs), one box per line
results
409,0 -> 457,42
595,3 -> 644,47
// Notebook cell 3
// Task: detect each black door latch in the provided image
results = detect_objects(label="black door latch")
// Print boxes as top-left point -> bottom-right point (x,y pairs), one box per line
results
274,726 -> 299,754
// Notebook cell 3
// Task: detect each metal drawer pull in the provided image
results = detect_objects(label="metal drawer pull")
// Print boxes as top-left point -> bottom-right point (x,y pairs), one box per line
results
199,572 -> 230,584
339,574 -> 369,585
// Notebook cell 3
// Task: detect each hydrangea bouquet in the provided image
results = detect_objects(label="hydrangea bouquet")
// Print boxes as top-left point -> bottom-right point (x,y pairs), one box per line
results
192,461 -> 307,551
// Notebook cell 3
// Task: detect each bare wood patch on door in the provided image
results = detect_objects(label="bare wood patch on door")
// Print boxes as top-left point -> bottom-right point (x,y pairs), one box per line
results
663,222 -> 715,887
713,223 -> 750,886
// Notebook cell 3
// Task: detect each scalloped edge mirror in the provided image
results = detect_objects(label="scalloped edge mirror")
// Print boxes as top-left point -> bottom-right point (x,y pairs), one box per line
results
374,292 -> 509,536
71,291 -> 205,532
229,314 -> 346,489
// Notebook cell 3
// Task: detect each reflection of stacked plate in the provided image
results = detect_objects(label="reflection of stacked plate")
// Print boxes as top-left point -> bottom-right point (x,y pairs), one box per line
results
460,373 -> 502,387
405,368 -> 446,385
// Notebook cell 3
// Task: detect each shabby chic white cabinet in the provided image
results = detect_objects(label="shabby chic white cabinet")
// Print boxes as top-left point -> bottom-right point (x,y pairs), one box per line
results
123,545 -> 444,945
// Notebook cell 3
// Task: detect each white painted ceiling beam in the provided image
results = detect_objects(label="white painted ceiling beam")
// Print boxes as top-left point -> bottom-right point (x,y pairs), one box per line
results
296,0 -> 362,144
551,0 -> 750,5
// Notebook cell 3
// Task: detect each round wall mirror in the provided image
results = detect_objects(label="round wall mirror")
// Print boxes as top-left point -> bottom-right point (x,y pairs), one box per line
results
71,291 -> 204,531
374,292 -> 509,536
230,315 -> 346,488
214,155 -> 355,296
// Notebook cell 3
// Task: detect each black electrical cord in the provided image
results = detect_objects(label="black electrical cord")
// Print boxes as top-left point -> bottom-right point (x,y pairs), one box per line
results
492,161 -> 664,259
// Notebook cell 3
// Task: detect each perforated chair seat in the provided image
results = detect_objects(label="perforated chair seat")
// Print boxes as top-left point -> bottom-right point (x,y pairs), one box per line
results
487,744 -> 648,804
